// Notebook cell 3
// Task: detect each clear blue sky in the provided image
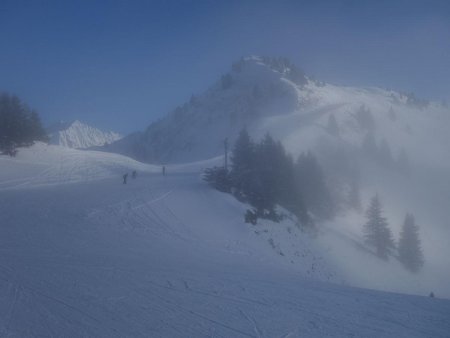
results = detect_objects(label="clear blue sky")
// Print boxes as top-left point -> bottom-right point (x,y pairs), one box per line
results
1,0 -> 449,133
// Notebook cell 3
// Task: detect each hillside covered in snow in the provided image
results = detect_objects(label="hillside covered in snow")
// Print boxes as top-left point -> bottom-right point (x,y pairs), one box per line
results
48,120 -> 122,149
1,143 -> 449,337
108,56 -> 450,167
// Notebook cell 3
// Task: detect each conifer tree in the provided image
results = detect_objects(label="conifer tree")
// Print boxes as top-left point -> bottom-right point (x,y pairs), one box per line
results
363,194 -> 395,260
398,213 -> 424,272
295,152 -> 333,220
203,166 -> 231,193
206,128 -> 318,225
250,133 -> 278,215
229,128 -> 255,201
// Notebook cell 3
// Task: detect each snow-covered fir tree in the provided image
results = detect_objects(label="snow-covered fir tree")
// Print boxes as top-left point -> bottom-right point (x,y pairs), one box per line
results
363,194 -> 395,260
398,213 -> 424,273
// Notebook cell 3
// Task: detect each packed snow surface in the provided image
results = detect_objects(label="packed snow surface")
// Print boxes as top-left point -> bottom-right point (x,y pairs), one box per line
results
0,144 -> 449,337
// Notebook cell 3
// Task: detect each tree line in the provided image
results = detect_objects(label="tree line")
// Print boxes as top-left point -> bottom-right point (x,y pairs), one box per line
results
0,92 -> 48,155
204,128 -> 424,274
204,128 -> 333,226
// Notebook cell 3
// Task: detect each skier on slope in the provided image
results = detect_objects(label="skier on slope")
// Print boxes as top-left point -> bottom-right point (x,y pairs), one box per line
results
123,173 -> 128,184
132,170 -> 137,179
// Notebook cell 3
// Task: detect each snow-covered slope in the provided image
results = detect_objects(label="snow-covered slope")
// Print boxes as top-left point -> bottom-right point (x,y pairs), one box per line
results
48,120 -> 122,149
1,144 -> 449,337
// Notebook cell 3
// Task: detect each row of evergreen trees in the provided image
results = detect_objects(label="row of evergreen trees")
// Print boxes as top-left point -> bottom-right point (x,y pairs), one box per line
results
204,129 -> 424,273
363,194 -> 424,272
204,128 -> 333,225
0,92 -> 48,155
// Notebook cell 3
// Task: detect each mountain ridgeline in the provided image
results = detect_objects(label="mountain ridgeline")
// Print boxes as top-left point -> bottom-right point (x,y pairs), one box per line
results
105,56 -> 309,163
48,120 -> 122,149
105,55 -> 449,171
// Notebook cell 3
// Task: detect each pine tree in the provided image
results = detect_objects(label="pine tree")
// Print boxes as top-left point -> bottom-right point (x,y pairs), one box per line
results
363,194 -> 395,260
251,133 -> 295,218
398,213 -> 424,272
250,133 -> 278,215
203,166 -> 231,193
229,128 -> 255,201
206,129 -> 313,226
295,152 -> 333,220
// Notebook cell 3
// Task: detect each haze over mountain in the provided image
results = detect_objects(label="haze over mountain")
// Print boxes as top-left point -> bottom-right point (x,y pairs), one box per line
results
2,1 -> 450,336
48,120 -> 122,149
107,56 -> 449,166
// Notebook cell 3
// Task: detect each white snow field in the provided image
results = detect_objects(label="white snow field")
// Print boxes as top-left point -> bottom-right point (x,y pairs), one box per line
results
1,144 -> 449,337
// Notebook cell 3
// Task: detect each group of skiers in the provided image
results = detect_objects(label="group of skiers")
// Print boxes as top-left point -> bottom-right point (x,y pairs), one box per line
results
122,166 -> 166,184
122,170 -> 136,184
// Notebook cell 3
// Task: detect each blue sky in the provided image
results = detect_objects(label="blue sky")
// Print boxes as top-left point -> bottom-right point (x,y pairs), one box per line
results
1,0 -> 449,133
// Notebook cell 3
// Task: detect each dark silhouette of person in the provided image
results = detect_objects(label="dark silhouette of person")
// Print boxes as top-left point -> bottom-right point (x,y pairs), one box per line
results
123,173 -> 128,184
132,170 -> 137,179
429,291 -> 435,298
162,165 -> 166,176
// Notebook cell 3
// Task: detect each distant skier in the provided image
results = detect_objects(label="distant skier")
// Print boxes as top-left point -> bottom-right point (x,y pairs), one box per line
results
162,165 -> 166,176
123,173 -> 128,184
429,291 -> 435,298
132,170 -> 137,179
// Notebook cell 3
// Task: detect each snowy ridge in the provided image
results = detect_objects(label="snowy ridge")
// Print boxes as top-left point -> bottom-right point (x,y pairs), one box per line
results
48,120 -> 122,149
0,142 -> 152,189
107,56 -> 450,167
